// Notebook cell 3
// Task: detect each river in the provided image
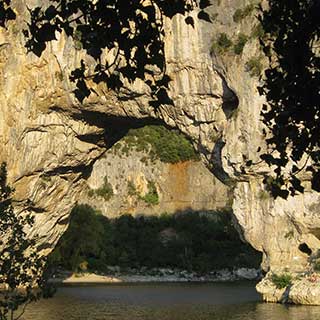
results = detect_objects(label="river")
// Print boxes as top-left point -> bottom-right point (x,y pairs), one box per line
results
22,282 -> 320,320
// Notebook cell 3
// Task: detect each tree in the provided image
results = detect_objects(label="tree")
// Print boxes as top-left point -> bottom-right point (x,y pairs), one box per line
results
0,163 -> 52,320
259,0 -> 320,198
48,204 -> 108,271
0,0 -> 15,27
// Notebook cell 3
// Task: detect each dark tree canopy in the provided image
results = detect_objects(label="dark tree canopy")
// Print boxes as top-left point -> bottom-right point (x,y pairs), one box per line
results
22,0 -> 211,104
0,163 -> 53,320
259,0 -> 320,198
0,0 -> 15,27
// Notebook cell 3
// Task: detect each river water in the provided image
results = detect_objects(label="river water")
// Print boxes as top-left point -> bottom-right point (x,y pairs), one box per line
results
22,282 -> 320,320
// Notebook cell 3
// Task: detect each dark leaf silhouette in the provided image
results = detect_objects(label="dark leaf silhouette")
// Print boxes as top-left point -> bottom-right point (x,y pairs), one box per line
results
0,0 -> 15,27
185,16 -> 195,28
20,0 -> 211,106
200,0 -> 211,10
0,163 -> 54,319
311,170 -> 320,192
259,0 -> 320,196
198,10 -> 211,22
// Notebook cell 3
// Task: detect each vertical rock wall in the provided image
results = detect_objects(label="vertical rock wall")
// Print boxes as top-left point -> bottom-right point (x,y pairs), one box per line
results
83,144 -> 229,217
0,0 -> 319,284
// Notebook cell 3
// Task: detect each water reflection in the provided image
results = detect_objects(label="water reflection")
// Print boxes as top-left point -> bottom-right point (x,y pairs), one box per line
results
22,283 -> 320,320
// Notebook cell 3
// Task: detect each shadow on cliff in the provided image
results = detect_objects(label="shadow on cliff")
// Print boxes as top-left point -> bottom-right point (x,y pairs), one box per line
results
45,204 -> 262,283
71,110 -> 167,149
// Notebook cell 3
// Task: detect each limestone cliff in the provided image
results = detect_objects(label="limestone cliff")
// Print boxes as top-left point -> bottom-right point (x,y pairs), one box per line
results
1,0 -> 320,304
83,135 -> 229,217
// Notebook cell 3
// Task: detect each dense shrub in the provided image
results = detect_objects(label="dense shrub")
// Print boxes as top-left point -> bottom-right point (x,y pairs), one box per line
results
314,260 -> 320,272
140,181 -> 159,205
88,177 -> 113,200
48,204 -> 110,271
233,4 -> 255,23
48,206 -> 261,273
114,125 -> 199,163
211,33 -> 233,54
251,23 -> 265,39
245,57 -> 263,77
233,33 -> 248,55
271,273 -> 292,289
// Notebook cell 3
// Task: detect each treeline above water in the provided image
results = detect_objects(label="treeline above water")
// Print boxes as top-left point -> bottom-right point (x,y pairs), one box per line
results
48,205 -> 261,274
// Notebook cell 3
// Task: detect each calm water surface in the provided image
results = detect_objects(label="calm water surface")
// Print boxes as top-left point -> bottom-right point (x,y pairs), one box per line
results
22,282 -> 320,320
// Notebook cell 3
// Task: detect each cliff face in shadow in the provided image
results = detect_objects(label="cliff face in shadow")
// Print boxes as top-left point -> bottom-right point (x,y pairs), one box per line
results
0,0 -> 320,297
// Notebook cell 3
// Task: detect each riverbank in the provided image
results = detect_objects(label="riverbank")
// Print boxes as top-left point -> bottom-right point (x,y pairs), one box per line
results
49,267 -> 261,284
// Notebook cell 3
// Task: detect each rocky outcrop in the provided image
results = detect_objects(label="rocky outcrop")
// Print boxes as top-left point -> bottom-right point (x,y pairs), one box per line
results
1,0 -> 320,304
257,272 -> 320,305
83,142 -> 229,217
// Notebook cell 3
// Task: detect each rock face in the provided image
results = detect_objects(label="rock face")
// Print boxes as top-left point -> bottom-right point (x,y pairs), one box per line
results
257,273 -> 320,305
83,141 -> 229,217
1,0 -> 320,304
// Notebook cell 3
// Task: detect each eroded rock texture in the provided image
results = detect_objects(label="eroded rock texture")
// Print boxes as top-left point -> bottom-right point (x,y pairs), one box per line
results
83,145 -> 229,217
1,0 -> 320,296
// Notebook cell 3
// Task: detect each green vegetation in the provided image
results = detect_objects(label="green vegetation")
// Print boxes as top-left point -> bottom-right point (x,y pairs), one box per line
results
314,260 -> 320,272
233,33 -> 248,55
271,273 -> 292,289
73,29 -> 83,50
233,4 -> 255,23
127,181 -> 138,196
0,163 -> 54,320
140,181 -> 159,206
88,176 -> 113,200
284,230 -> 294,239
114,125 -> 199,163
48,205 -> 261,274
55,71 -> 64,81
211,33 -> 233,54
251,23 -> 265,39
245,57 -> 263,77
258,190 -> 270,201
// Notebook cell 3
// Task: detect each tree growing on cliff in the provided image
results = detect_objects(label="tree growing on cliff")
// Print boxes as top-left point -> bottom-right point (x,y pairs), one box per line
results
259,0 -> 320,198
0,163 -> 52,320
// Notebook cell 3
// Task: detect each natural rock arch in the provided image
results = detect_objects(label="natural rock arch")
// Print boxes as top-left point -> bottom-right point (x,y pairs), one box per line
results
1,1 -> 320,288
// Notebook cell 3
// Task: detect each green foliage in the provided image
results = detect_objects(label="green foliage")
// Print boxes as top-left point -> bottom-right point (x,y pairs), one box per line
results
284,230 -> 294,239
258,190 -> 270,201
0,1 -> 15,28
55,71 -> 64,81
233,4 -> 255,23
48,204 -> 109,272
245,57 -> 263,77
48,206 -> 261,274
233,33 -> 248,55
88,177 -> 113,200
259,0 -> 320,197
20,0 -> 211,105
140,181 -> 159,206
251,23 -> 265,39
314,260 -> 320,272
271,273 -> 292,289
127,181 -> 138,196
0,163 -> 53,320
115,125 -> 199,163
211,33 -> 233,54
